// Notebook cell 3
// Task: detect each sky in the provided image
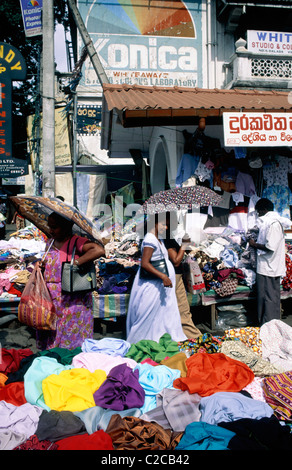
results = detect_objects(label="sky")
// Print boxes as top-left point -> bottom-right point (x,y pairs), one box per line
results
54,23 -> 68,72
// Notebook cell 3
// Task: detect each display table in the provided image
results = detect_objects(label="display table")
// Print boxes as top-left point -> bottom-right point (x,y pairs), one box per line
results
187,286 -> 292,330
4,288 -> 292,333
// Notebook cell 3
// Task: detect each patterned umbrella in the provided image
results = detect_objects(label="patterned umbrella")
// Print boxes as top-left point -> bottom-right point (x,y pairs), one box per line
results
139,185 -> 223,215
10,196 -> 103,244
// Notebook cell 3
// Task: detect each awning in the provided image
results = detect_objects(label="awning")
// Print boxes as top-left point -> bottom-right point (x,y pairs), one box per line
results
102,84 -> 292,128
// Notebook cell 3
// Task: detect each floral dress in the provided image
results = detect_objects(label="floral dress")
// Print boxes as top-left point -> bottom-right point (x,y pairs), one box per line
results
36,239 -> 93,350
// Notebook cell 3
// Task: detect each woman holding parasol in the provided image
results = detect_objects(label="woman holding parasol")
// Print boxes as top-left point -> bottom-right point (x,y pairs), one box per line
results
36,211 -> 104,350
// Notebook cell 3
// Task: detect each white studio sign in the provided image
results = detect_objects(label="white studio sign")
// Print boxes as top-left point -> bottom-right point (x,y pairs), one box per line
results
223,112 -> 292,147
247,30 -> 292,55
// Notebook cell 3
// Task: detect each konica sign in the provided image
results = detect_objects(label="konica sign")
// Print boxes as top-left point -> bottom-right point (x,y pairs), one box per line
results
78,0 -> 202,89
19,0 -> 43,37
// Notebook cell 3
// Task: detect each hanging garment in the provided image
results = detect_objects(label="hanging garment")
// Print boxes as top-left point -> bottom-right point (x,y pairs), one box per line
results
263,155 -> 292,188
175,153 -> 200,186
262,184 -> 292,219
235,171 -> 256,196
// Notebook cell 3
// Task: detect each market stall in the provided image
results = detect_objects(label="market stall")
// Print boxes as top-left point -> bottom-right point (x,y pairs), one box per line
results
0,226 -> 47,323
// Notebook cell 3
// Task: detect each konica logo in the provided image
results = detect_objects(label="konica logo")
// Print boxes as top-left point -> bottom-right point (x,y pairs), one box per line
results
93,36 -> 198,72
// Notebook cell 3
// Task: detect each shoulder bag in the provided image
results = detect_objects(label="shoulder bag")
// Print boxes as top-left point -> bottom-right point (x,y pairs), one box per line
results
140,240 -> 169,280
61,237 -> 97,294
18,240 -> 56,330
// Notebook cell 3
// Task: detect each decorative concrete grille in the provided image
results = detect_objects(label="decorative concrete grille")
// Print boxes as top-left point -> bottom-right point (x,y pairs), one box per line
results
251,58 -> 292,78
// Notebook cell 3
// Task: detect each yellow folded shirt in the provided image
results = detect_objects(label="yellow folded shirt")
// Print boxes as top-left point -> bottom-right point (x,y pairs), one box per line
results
42,368 -> 107,412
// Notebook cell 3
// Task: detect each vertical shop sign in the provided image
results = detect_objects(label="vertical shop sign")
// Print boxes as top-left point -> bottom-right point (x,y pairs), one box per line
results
19,0 -> 43,37
0,42 -> 28,177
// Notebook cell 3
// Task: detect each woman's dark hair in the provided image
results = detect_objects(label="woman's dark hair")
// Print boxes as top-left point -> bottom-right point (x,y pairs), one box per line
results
255,198 -> 274,213
48,211 -> 74,233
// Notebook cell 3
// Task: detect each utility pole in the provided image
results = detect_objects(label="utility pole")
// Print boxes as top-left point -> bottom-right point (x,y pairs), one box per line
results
67,0 -> 109,85
42,0 -> 55,197
66,0 -> 109,207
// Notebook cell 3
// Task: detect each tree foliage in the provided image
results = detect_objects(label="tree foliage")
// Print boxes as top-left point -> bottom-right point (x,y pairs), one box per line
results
0,0 -> 69,158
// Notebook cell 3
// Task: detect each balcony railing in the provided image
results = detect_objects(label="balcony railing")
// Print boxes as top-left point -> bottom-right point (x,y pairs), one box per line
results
224,38 -> 292,89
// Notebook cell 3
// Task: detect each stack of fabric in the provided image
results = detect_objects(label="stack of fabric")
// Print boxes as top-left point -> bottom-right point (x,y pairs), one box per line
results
0,234 -> 46,303
184,228 -> 258,295
96,258 -> 139,295
1,319 -> 292,450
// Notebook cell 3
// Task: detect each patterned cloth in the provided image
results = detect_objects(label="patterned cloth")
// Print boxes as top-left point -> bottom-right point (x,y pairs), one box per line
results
177,333 -> 224,356
213,277 -> 238,297
262,184 -> 292,219
14,434 -> 58,450
263,371 -> 292,421
220,340 -> 280,377
282,253 -> 292,290
36,242 -> 93,350
224,327 -> 262,355
263,156 -> 292,188
92,292 -> 129,319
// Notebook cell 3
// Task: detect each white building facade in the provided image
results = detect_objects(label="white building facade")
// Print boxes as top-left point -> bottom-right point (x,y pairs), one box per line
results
75,0 -> 292,193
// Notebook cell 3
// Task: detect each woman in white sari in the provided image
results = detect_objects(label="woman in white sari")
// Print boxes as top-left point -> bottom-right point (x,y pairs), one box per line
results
126,214 -> 187,344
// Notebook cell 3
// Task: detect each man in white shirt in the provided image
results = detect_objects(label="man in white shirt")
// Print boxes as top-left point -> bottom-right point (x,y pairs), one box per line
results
249,198 -> 290,325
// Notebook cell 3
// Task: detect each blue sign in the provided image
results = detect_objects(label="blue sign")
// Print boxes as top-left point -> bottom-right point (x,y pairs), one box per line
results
19,0 -> 43,37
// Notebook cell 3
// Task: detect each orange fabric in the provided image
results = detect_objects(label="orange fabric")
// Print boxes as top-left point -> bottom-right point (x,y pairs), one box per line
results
0,381 -> 27,406
0,373 -> 8,389
173,352 -> 254,396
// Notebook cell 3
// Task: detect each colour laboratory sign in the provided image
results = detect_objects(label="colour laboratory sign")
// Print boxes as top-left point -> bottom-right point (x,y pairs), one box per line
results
223,112 -> 292,147
0,43 -> 28,177
78,0 -> 202,89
